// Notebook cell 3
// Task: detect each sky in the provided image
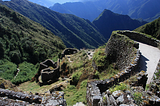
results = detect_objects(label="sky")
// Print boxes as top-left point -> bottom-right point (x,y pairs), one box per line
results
2,0 -> 96,7
28,0 -> 95,7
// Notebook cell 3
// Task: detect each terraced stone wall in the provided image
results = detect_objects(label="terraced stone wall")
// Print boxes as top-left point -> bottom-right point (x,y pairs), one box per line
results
118,30 -> 160,48
87,49 -> 142,106
0,89 -> 67,106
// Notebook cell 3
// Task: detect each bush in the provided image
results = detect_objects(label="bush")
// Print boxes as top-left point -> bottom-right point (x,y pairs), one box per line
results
133,92 -> 142,105
0,61 -> 17,80
109,83 -> 129,93
80,80 -> 88,88
71,71 -> 82,86
11,62 -> 37,85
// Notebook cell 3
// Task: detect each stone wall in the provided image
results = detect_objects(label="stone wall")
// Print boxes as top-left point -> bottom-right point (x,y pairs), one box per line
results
0,89 -> 67,106
34,59 -> 60,83
61,48 -> 79,59
0,88 -> 42,104
104,31 -> 138,71
40,59 -> 60,83
117,30 -> 160,48
87,49 -> 142,106
87,30 -> 160,105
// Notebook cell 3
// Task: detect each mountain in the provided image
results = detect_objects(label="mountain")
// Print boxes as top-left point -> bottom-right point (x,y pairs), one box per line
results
135,17 -> 160,40
0,0 -> 107,49
49,0 -> 160,22
50,2 -> 100,21
0,4 -> 65,64
92,9 -> 147,39
28,0 -> 55,7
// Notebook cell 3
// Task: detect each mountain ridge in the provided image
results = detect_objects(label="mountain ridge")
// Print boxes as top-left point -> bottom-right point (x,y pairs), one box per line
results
93,9 -> 147,39
50,0 -> 160,22
0,0 -> 107,49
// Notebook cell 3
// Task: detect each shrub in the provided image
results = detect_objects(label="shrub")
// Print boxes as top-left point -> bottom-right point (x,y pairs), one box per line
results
109,83 -> 129,93
71,71 -> 82,86
11,62 -> 37,85
133,92 -> 142,105
0,61 -> 17,80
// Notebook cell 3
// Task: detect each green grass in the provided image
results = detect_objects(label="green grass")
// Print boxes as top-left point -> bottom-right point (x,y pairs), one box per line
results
133,92 -> 143,105
64,83 -> 87,106
109,83 -> 129,93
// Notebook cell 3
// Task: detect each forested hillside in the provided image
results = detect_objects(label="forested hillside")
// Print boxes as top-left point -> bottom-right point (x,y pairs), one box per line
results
0,0 -> 107,49
0,4 -> 65,84
135,17 -> 160,40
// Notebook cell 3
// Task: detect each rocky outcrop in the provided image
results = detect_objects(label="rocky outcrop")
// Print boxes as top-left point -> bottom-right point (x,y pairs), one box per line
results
0,88 -> 67,106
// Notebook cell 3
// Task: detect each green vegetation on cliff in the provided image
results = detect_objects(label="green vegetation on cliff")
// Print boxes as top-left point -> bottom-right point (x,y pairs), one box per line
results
135,17 -> 160,40
0,4 -> 65,84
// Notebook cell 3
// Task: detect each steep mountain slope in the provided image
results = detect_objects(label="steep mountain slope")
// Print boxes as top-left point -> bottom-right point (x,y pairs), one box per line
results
0,0 -> 107,49
50,0 -> 160,22
0,4 -> 65,64
92,9 -> 147,39
135,17 -> 160,40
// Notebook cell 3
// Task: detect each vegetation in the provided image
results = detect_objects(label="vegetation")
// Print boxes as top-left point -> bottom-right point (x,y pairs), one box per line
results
133,92 -> 143,105
0,0 -> 107,49
109,83 -> 129,93
64,81 -> 87,105
0,4 -> 66,84
135,17 -> 160,40
0,4 -> 65,64
92,47 -> 108,69
11,62 -> 38,85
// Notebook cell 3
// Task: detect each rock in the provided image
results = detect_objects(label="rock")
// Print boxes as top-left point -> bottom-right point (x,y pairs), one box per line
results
116,95 -> 124,105
112,90 -> 123,99
73,102 -> 86,106
109,95 -> 117,106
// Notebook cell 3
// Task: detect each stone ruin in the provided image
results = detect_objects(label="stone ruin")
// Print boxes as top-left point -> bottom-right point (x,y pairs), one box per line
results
87,30 -> 160,106
0,88 -> 67,106
61,48 -> 79,59
117,30 -> 160,48
87,49 -> 143,106
35,59 -> 60,83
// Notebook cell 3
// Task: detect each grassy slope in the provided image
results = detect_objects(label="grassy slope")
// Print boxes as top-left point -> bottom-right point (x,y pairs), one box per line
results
135,17 -> 160,40
0,0 -> 107,49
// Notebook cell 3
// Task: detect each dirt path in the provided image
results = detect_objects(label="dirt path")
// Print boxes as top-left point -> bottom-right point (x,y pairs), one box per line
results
138,42 -> 160,84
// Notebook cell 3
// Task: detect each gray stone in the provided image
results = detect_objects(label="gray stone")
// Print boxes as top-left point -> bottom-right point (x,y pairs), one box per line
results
116,95 -> 124,105
112,90 -> 123,99
109,95 -> 117,106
